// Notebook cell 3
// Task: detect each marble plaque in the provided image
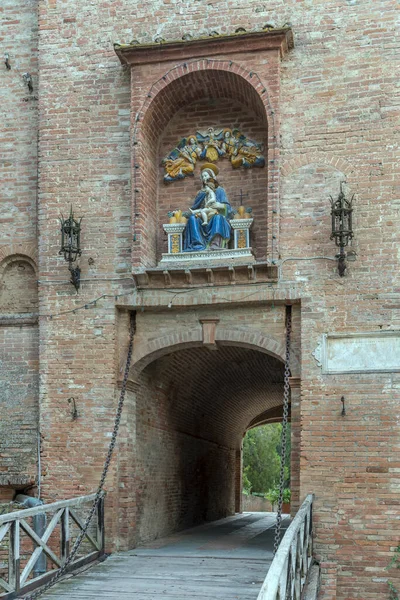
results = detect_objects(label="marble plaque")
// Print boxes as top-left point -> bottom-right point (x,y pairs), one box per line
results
317,332 -> 400,374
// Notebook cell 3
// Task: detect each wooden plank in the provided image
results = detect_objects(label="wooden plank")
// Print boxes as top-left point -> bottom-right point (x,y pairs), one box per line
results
97,496 -> 105,553
61,507 -> 70,563
0,522 -> 11,544
20,518 -> 62,585
69,509 -> 99,550
36,512 -> 282,600
8,520 -> 20,593
18,509 -> 63,586
40,555 -> 270,599
0,576 -> 13,593
0,494 -> 100,525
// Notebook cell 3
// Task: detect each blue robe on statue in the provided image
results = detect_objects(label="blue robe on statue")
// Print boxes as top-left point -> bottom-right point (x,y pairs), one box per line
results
183,187 -> 233,252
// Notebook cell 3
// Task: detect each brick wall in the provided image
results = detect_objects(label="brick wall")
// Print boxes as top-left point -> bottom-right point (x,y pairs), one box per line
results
0,255 -> 39,489
134,369 -> 236,543
1,0 -> 399,598
0,0 -> 39,494
0,324 -> 39,487
0,0 -> 38,245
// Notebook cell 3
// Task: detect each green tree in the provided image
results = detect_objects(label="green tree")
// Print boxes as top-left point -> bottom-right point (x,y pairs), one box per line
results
242,424 -> 287,494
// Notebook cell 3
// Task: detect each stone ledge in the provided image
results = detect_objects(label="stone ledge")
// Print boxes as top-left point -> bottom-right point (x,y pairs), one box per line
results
133,261 -> 278,289
159,247 -> 254,265
0,475 -> 35,488
0,314 -> 38,327
114,28 -> 294,66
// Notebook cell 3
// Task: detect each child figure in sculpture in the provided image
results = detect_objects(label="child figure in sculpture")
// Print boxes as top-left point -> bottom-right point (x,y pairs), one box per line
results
190,184 -> 218,225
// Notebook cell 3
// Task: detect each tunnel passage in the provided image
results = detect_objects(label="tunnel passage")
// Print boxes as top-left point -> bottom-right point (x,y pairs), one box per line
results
132,344 -> 285,545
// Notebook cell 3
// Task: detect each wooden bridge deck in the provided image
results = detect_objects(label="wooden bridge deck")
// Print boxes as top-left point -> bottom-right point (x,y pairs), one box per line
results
41,512 -> 289,599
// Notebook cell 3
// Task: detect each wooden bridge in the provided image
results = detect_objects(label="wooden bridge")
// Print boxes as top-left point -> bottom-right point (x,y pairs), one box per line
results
0,495 -> 315,600
41,512 -> 285,599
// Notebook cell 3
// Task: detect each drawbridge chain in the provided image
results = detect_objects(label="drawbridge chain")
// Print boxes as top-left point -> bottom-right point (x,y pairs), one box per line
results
24,313 -> 136,600
273,305 -> 292,556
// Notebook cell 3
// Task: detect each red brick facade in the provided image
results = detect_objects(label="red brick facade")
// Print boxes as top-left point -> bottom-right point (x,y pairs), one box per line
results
1,2 -> 399,598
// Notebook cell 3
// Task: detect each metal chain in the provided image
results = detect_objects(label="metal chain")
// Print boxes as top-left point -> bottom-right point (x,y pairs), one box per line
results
24,312 -> 136,600
273,305 -> 292,556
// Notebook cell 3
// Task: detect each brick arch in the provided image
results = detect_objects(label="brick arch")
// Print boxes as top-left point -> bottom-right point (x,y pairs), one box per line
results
129,328 -> 298,380
131,60 -> 277,268
246,404 -> 287,430
280,152 -> 355,178
0,253 -> 38,277
0,241 -> 38,272
0,253 -> 39,314
136,60 -> 274,138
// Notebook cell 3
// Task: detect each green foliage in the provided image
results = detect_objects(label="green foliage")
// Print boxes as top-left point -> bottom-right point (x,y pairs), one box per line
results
242,467 -> 252,495
388,582 -> 399,600
387,544 -> 400,599
389,545 -> 400,570
242,423 -> 291,495
265,486 -> 291,505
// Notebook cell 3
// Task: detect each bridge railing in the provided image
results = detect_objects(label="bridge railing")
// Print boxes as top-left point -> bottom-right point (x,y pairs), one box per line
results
0,493 -> 104,599
257,494 -> 314,600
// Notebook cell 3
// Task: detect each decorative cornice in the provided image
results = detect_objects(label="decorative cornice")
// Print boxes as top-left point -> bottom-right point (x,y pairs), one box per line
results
133,261 -> 278,289
114,29 -> 294,66
0,314 -> 38,327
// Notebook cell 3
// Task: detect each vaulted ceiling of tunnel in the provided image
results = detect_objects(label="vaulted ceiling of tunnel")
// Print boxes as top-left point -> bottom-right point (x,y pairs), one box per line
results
140,345 -> 285,448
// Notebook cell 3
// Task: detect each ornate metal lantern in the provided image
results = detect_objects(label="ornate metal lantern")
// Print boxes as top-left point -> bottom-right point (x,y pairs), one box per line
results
330,182 -> 354,277
59,206 -> 82,291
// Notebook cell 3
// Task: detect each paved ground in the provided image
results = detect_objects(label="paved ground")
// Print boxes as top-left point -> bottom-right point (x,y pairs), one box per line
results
41,512 -> 290,599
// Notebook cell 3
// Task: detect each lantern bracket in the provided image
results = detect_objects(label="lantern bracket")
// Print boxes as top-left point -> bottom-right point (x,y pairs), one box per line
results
329,182 -> 354,277
59,206 -> 83,291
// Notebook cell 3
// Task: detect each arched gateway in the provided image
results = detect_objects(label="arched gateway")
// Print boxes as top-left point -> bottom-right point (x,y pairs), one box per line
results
112,29 -> 300,551
116,307 -> 301,550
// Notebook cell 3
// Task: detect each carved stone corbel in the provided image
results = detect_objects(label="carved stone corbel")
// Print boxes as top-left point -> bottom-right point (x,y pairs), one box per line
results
199,317 -> 220,350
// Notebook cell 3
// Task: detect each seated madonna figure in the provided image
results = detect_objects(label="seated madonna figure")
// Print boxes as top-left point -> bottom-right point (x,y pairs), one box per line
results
183,164 -> 233,252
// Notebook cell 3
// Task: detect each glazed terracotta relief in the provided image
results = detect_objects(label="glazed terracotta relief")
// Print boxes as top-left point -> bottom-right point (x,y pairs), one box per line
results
162,127 -> 265,183
161,163 -> 254,262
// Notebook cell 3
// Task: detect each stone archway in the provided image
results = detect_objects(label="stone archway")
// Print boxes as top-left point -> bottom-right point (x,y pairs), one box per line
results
129,327 -> 298,380
119,336 -> 295,549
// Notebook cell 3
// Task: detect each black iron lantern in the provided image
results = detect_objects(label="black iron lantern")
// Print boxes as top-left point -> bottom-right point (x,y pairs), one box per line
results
330,182 -> 354,277
59,206 -> 82,291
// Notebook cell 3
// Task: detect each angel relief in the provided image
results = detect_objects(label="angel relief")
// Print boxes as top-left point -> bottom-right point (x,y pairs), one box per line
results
162,135 -> 202,183
162,127 -> 265,183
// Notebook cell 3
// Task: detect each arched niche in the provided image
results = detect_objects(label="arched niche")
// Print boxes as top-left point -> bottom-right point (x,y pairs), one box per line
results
133,66 -> 272,268
0,254 -> 39,489
0,255 -> 38,314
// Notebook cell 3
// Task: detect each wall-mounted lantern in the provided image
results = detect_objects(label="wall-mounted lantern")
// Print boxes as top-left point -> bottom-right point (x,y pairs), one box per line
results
330,182 -> 354,277
59,206 -> 82,291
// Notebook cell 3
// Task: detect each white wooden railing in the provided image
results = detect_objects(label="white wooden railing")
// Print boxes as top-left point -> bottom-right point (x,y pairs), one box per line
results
0,493 -> 104,599
257,494 -> 314,600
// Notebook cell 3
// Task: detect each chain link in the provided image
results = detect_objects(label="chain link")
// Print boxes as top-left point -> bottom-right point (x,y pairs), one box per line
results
24,313 -> 136,600
273,305 -> 292,556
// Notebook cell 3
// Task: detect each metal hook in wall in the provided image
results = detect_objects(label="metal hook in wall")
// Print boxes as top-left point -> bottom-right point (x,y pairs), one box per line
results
67,397 -> 78,420
23,72 -> 33,92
